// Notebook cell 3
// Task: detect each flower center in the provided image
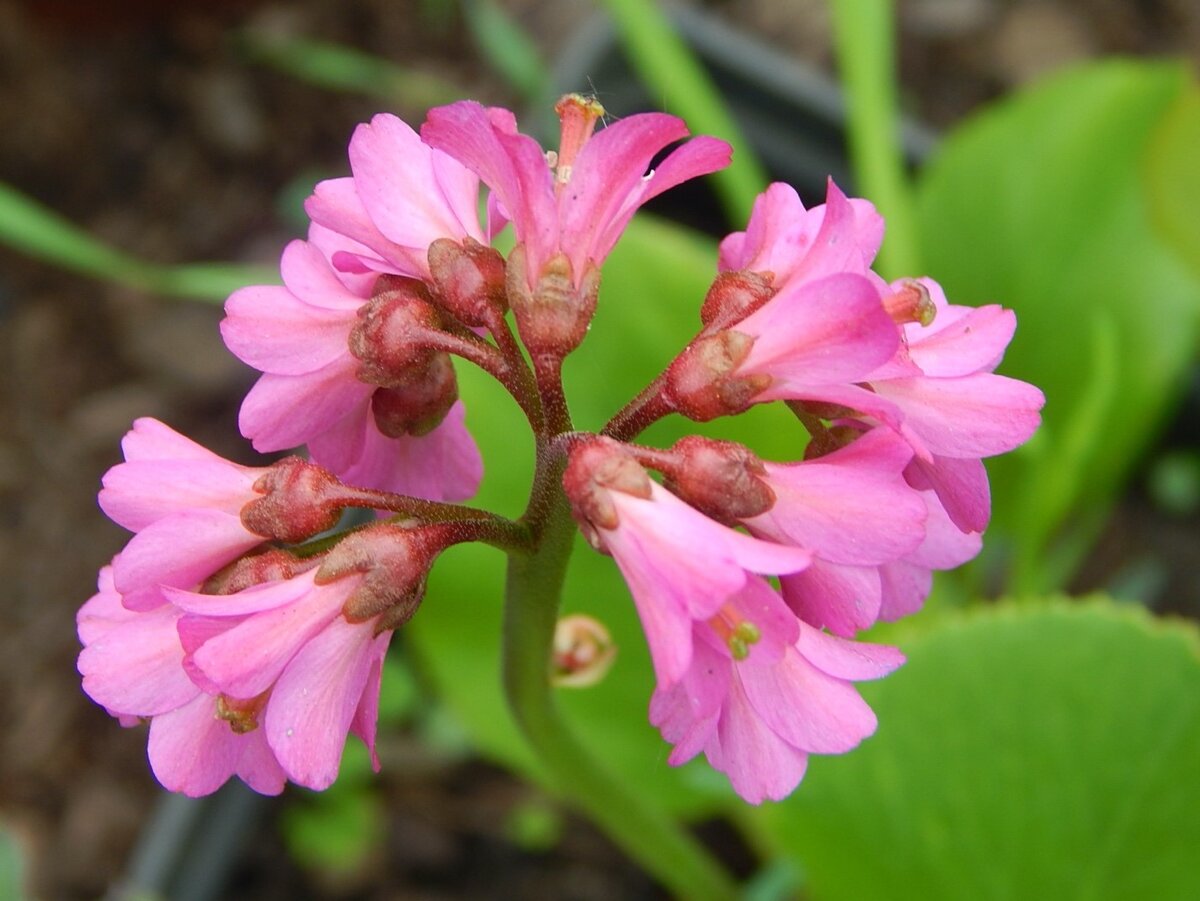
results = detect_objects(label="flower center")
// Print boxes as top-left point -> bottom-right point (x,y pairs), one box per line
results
708,605 -> 762,661
552,93 -> 605,190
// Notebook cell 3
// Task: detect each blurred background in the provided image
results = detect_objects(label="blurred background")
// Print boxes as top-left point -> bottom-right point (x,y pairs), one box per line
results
2,1 -> 1199,898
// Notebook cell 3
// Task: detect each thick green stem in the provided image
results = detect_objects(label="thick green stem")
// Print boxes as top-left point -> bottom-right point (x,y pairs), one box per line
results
502,461 -> 737,901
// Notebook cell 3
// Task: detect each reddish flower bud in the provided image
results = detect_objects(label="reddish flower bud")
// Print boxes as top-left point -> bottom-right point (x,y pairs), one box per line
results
315,523 -> 448,632
699,269 -> 775,330
370,353 -> 459,438
562,437 -> 653,547
202,548 -> 308,596
664,330 -> 771,421
427,237 -> 508,327
349,276 -> 443,387
240,457 -> 343,543
881,278 -> 936,327
661,436 -> 776,521
507,245 -> 600,360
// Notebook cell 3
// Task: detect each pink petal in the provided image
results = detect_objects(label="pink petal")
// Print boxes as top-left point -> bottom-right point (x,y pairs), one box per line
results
78,602 -> 198,717
305,179 -> 428,281
237,361 -> 371,453
77,566 -> 131,644
119,417 -> 225,464
739,273 -> 899,385
906,302 -> 1016,377
222,285 -> 355,376
100,459 -> 257,533
349,632 -> 393,771
113,510 -> 262,611
877,559 -> 932,621
780,561 -> 882,638
709,675 -> 809,804
264,614 -> 380,790
872,372 -> 1045,458
796,625 -> 905,681
739,646 -> 878,755
908,454 -> 992,535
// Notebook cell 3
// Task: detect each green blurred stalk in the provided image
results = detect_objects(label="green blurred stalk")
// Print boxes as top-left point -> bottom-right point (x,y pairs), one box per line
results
600,0 -> 768,225
830,0 -> 920,277
0,182 -> 275,301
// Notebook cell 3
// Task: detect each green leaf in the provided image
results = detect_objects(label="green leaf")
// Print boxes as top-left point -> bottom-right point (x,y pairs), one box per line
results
915,60 -> 1200,592
461,0 -> 548,104
754,600 -> 1200,901
0,181 -> 277,301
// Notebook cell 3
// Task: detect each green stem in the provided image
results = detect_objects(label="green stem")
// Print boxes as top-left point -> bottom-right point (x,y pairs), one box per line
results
502,458 -> 738,901
830,0 -> 921,278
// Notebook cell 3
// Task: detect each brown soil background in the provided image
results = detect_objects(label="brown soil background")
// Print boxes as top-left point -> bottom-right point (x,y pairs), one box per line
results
2,1 -> 1198,898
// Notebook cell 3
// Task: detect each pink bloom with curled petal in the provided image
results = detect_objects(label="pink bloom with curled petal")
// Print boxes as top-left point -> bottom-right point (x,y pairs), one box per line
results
304,112 -> 491,281
222,239 -> 482,500
650,577 -> 904,803
421,98 -> 733,289
99,418 -> 269,612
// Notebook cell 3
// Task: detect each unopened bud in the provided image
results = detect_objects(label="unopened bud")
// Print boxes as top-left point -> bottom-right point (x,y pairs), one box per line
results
552,614 -> 617,687
202,548 -> 306,595
664,331 -> 770,421
882,278 -> 936,327
428,237 -> 508,326
699,270 -> 775,329
507,246 -> 600,359
349,276 -> 443,386
562,437 -> 653,546
316,524 -> 446,633
371,353 -> 459,437
662,436 -> 776,521
241,457 -> 342,543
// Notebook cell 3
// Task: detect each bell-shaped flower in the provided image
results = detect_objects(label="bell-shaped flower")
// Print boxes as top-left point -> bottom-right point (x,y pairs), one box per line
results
650,577 -> 904,803
222,239 -> 482,500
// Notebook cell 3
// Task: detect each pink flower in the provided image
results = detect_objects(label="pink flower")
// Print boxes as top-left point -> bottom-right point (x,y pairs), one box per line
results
650,577 -> 904,803
563,440 -> 810,685
99,418 -> 271,612
77,567 -> 288,796
718,179 -> 885,295
744,429 -> 929,636
421,97 -> 732,290
222,239 -> 482,500
304,112 -> 490,281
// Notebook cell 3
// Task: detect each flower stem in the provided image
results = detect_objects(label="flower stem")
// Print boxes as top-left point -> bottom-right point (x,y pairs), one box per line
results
502,458 -> 738,901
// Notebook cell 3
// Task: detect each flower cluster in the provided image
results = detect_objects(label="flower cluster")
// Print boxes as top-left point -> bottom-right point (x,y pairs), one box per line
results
79,95 -> 1041,803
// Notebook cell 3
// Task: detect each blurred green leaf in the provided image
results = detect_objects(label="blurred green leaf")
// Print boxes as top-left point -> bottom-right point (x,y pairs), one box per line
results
0,182 -> 276,301
754,599 -> 1200,901
1145,80 -> 1200,281
0,826 -> 25,901
915,60 -> 1200,592
462,0 -> 548,103
235,30 -> 462,109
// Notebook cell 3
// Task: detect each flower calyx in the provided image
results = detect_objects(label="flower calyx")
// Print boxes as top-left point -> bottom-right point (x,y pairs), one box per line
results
658,436 -> 776,523
699,269 -> 776,331
240,457 -> 344,543
427,237 -> 508,327
202,548 -> 309,595
507,245 -> 600,362
350,275 -> 446,386
315,523 -> 448,633
562,437 -> 653,547
663,330 -> 771,422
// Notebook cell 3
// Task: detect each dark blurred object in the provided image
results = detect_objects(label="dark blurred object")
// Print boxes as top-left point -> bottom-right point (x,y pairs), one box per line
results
17,0 -> 268,34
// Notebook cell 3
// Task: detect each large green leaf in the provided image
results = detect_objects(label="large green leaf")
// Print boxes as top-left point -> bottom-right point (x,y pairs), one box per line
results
914,61 -> 1200,592
754,600 -> 1200,900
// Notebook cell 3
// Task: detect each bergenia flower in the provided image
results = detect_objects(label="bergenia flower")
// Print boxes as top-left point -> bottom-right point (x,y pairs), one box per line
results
222,239 -> 483,500
421,96 -> 732,291
650,586 -> 904,803
562,439 -> 811,685
99,418 -> 276,612
304,112 -> 490,281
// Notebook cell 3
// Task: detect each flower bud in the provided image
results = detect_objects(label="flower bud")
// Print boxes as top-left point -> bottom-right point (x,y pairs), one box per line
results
661,436 -> 776,522
664,331 -> 771,421
552,614 -> 617,687
316,523 -> 447,633
507,246 -> 600,360
240,457 -> 343,543
202,548 -> 307,595
562,437 -> 653,547
699,270 -> 775,330
427,237 -> 508,327
370,354 -> 459,438
349,276 -> 443,387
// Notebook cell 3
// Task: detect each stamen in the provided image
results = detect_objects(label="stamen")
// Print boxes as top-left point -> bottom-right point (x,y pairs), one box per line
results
215,693 -> 268,735
882,279 -> 936,327
708,605 -> 762,661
